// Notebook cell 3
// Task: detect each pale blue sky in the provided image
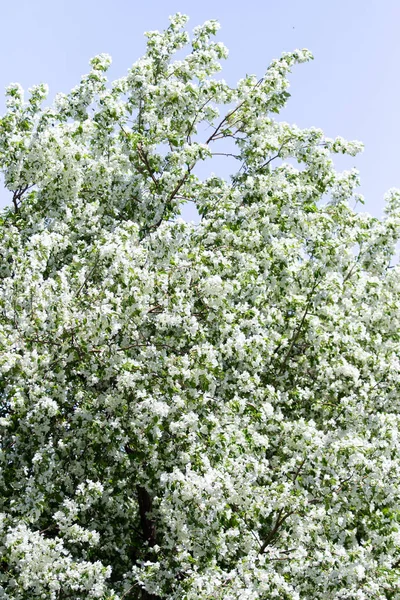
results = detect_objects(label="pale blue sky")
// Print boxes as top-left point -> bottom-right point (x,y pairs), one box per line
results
0,0 -> 399,219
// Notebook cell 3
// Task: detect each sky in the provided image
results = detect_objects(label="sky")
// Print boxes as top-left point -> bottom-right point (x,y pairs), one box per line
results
0,0 -> 399,220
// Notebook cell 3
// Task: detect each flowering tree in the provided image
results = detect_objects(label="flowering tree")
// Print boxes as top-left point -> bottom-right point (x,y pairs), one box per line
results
1,12 -> 400,599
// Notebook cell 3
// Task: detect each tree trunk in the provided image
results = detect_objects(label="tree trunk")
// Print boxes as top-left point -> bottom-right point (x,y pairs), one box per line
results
136,485 -> 161,600
136,485 -> 157,549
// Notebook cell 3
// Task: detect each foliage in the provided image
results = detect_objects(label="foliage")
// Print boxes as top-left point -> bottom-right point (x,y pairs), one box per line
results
1,13 -> 400,599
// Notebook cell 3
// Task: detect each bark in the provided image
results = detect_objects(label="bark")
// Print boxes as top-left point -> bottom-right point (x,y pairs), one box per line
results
136,485 -> 160,600
136,484 -> 157,550
124,444 -> 161,599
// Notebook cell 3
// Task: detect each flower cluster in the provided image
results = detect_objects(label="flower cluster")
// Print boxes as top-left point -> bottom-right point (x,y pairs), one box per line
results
1,12 -> 400,600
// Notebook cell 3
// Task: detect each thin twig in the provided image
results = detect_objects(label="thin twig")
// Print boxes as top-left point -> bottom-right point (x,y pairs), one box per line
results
205,77 -> 264,145
278,278 -> 319,375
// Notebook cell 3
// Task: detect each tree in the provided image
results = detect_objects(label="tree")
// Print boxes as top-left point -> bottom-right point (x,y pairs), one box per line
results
1,12 -> 400,599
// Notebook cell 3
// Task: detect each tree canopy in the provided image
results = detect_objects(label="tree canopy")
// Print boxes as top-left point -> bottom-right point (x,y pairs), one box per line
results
1,13 -> 400,600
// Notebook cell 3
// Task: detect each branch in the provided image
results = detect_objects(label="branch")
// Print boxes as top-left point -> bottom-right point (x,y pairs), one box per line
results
259,507 -> 296,553
76,253 -> 100,297
257,139 -> 291,171
292,457 -> 307,483
116,342 -> 188,355
137,143 -> 160,188
11,184 -> 32,213
143,162 -> 195,237
278,279 -> 319,375
186,94 -> 215,143
211,152 -> 241,159
205,77 -> 264,145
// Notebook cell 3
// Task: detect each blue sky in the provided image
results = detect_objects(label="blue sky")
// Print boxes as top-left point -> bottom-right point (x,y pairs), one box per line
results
0,0 -> 399,219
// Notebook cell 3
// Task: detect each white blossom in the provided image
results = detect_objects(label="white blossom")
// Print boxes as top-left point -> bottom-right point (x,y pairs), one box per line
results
0,12 -> 399,600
